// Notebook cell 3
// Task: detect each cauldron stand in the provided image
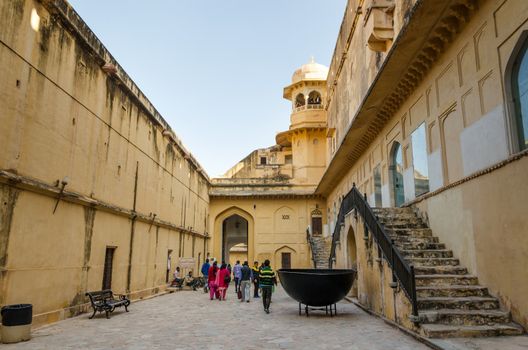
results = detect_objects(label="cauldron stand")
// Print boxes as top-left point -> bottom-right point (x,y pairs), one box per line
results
298,302 -> 337,317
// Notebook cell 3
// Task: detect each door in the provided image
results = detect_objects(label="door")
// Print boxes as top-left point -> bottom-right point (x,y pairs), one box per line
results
311,216 -> 322,236
281,252 -> 291,269
166,250 -> 173,283
390,142 -> 405,207
102,247 -> 116,290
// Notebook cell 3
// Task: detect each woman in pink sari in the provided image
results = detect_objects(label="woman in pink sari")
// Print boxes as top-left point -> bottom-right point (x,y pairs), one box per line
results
215,263 -> 230,300
208,261 -> 219,300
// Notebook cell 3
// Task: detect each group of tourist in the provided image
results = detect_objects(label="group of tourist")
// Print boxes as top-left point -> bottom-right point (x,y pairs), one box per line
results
199,258 -> 277,313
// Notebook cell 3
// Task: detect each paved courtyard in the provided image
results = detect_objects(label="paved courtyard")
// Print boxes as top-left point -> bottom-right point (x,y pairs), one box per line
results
4,286 -> 431,350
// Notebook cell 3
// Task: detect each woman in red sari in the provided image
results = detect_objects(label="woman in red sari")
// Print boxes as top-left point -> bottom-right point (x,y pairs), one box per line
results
208,261 -> 219,300
215,263 -> 230,300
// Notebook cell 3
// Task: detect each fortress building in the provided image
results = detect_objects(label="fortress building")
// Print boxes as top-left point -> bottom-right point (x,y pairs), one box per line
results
0,0 -> 527,339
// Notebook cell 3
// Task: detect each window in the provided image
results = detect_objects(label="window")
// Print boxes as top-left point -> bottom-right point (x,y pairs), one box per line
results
285,155 -> 293,164
373,165 -> 382,207
295,93 -> 306,108
260,157 -> 267,165
411,123 -> 430,196
102,247 -> 116,290
512,37 -> 528,150
307,91 -> 322,105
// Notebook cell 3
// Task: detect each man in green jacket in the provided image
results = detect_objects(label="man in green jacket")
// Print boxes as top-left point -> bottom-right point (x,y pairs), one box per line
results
259,259 -> 277,314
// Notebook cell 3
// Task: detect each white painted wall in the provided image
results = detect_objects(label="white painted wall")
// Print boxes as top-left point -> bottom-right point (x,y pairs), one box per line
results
461,105 -> 509,177
381,184 -> 391,207
428,150 -> 443,191
403,167 -> 416,202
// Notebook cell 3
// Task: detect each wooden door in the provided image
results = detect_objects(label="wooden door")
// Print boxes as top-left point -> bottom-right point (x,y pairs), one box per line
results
102,247 -> 116,290
281,252 -> 291,269
311,216 -> 322,236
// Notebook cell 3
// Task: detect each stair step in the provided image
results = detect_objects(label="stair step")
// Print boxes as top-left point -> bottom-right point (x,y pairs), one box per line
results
372,207 -> 414,215
420,309 -> 511,326
417,285 -> 490,298
420,323 -> 524,338
397,242 -> 446,250
392,236 -> 440,244
416,275 -> 479,286
386,228 -> 433,237
408,258 -> 460,267
417,297 -> 499,310
414,266 -> 468,275
401,249 -> 453,258
382,222 -> 429,229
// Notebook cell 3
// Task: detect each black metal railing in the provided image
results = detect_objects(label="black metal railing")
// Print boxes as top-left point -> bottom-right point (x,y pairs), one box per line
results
306,229 -> 317,269
328,183 -> 418,318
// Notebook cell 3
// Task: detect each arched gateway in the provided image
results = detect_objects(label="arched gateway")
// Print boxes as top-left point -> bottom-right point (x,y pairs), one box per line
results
213,207 -> 255,264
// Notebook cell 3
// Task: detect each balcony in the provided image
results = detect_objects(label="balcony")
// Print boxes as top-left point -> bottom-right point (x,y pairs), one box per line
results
293,103 -> 324,113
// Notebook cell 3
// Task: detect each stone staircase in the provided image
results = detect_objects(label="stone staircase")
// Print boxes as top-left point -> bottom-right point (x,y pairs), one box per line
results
309,235 -> 331,269
372,207 -> 524,338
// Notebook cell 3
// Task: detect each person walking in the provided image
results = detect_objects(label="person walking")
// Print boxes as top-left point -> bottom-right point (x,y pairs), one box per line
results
233,260 -> 242,293
239,261 -> 252,303
251,261 -> 260,298
201,259 -> 210,293
259,259 -> 277,314
208,261 -> 219,300
215,263 -> 230,300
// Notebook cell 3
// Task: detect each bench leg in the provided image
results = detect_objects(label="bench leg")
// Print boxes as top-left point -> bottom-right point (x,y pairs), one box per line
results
124,304 -> 129,312
105,310 -> 110,319
89,309 -> 97,319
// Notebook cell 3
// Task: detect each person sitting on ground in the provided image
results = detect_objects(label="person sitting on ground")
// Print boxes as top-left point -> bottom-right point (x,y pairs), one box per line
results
184,270 -> 199,290
171,266 -> 182,287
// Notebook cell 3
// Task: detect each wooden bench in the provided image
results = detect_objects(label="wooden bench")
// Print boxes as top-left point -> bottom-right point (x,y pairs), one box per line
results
85,289 -> 130,319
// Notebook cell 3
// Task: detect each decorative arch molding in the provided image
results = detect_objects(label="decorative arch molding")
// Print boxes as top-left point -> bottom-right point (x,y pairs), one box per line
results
274,206 -> 297,233
274,245 -> 297,254
274,245 -> 297,269
504,30 -> 528,154
213,206 -> 255,264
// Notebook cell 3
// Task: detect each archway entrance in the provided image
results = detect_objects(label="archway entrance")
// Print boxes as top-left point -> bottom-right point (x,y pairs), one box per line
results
390,142 -> 405,207
346,227 -> 358,297
222,214 -> 248,264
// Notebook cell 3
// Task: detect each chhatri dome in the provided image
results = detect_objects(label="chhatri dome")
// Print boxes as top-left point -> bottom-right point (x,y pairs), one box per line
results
291,57 -> 329,84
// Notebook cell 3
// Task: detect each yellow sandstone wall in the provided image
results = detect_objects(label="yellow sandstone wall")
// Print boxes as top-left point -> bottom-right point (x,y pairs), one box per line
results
209,197 -> 326,270
324,0 -> 528,329
0,0 -> 209,326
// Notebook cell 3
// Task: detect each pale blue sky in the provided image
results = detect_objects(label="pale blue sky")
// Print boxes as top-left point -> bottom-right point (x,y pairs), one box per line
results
68,1 -> 347,176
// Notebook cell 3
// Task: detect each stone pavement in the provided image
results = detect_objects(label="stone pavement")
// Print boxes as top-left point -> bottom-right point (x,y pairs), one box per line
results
3,285 -> 431,350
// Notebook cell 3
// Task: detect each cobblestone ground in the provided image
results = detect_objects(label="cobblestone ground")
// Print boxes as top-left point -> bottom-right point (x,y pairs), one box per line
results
4,286 -> 433,350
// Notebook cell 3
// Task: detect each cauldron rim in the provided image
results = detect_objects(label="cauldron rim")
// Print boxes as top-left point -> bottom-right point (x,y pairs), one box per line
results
277,268 -> 357,307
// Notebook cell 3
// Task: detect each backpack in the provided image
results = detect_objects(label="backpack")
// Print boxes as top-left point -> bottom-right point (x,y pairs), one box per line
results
224,274 -> 231,284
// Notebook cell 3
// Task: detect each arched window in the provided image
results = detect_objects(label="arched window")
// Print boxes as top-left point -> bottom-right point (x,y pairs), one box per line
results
308,91 -> 322,105
295,94 -> 305,108
512,37 -> 528,150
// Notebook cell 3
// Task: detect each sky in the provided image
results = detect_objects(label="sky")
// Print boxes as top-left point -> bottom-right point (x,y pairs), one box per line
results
68,1 -> 347,177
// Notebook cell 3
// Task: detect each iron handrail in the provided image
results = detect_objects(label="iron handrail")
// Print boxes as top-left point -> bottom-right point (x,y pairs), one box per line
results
328,183 -> 418,318
306,229 -> 318,269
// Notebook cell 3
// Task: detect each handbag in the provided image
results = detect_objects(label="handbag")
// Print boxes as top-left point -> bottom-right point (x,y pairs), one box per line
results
224,275 -> 231,284
237,290 -> 242,299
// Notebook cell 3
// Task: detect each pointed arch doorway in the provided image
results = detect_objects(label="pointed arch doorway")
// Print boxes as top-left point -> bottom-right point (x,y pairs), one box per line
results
213,207 -> 255,265
390,142 -> 405,207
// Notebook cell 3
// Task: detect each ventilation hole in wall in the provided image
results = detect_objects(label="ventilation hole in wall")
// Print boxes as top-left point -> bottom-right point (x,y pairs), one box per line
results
16,80 -> 21,88
117,165 -> 121,176
72,118 -> 76,125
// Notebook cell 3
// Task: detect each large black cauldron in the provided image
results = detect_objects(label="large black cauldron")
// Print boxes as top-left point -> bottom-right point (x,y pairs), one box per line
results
278,269 -> 356,308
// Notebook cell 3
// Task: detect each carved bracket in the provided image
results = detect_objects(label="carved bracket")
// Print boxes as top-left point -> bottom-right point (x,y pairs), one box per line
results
364,0 -> 395,52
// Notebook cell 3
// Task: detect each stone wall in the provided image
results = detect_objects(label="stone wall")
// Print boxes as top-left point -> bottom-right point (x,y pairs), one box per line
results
0,0 -> 209,326
322,0 -> 528,330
